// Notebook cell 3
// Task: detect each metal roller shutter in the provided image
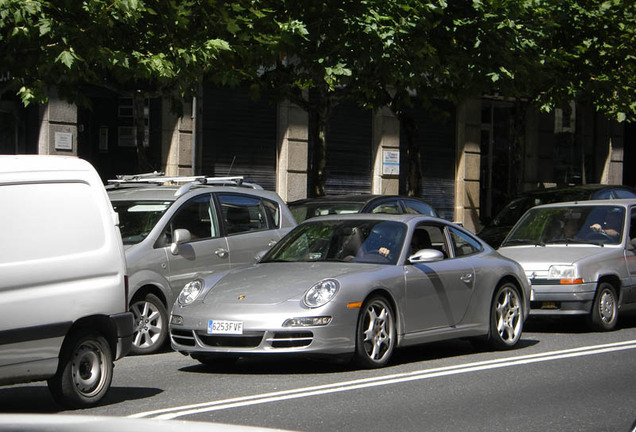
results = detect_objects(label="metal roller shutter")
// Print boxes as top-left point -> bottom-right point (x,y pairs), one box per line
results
323,102 -> 373,194
400,102 -> 456,221
201,87 -> 277,191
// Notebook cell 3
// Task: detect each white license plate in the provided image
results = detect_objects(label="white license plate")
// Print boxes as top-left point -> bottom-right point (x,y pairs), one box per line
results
207,320 -> 243,335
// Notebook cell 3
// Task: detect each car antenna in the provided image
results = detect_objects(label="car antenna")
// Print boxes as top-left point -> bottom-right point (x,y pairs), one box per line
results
227,156 -> 236,175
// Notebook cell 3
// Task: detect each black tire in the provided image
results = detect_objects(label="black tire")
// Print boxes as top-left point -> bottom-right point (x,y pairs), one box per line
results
587,282 -> 618,331
488,282 -> 524,350
130,293 -> 169,355
47,331 -> 113,409
354,295 -> 396,368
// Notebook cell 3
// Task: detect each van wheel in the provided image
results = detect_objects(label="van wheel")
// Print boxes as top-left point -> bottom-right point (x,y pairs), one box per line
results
47,331 -> 113,409
130,293 -> 168,355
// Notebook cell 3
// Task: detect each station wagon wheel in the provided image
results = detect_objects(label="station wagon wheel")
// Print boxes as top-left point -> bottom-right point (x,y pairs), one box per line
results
355,295 -> 396,368
130,293 -> 168,355
489,282 -> 523,349
587,282 -> 618,331
47,331 -> 113,409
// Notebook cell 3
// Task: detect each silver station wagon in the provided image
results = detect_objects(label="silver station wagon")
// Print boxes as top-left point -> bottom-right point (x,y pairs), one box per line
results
498,199 -> 636,330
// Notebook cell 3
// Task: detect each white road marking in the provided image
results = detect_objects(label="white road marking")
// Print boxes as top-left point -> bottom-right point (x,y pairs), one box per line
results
130,340 -> 636,420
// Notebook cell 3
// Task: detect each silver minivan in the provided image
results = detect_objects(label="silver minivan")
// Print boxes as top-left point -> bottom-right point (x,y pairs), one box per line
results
0,156 -> 133,408
108,176 -> 296,354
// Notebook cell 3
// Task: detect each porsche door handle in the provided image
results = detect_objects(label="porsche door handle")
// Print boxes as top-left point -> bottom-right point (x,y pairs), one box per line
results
460,273 -> 473,284
215,248 -> 229,258
268,240 -> 277,248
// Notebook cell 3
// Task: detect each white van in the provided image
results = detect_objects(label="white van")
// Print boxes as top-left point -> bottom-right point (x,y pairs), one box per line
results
0,155 -> 133,409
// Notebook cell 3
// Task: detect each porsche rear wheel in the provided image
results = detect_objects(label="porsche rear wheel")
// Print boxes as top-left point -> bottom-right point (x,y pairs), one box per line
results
489,282 -> 523,349
354,295 -> 395,368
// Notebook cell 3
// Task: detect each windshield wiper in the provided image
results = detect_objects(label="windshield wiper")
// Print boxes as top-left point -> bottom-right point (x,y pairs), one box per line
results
501,239 -> 545,247
544,238 -> 604,247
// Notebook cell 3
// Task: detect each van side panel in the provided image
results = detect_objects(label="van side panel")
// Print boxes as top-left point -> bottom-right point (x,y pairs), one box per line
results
0,177 -> 126,381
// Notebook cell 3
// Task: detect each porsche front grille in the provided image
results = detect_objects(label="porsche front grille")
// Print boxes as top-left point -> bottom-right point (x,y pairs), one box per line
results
198,332 -> 264,348
268,332 -> 313,348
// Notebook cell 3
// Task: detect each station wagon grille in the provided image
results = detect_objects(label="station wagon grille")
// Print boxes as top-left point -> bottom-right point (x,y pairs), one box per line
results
198,332 -> 264,348
268,332 -> 313,348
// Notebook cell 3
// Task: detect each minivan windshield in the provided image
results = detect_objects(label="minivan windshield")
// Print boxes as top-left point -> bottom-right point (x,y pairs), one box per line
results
112,200 -> 173,245
501,205 -> 625,247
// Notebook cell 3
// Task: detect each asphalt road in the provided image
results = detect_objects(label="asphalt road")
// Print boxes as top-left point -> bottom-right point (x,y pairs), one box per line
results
2,313 -> 636,432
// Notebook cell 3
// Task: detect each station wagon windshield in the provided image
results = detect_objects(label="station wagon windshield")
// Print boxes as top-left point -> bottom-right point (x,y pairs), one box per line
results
112,200 -> 173,245
262,220 -> 407,265
501,205 -> 625,247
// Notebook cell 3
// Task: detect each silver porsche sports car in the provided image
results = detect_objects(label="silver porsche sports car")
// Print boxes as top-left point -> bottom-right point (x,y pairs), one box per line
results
170,214 -> 530,368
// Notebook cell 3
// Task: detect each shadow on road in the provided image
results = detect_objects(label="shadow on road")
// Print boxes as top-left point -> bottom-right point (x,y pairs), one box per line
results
0,386 -> 162,413
177,336 -> 541,376
524,308 -> 636,334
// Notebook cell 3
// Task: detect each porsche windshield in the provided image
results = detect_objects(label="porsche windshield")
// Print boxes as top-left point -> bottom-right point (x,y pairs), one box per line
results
262,219 -> 407,265
501,205 -> 625,247
112,200 -> 173,245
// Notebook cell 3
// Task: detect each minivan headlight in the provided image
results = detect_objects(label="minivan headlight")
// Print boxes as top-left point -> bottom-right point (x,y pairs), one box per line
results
303,279 -> 339,308
178,279 -> 204,305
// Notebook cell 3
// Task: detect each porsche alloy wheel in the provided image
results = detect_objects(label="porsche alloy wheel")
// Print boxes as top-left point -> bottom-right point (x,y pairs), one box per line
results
490,283 -> 523,349
355,296 -> 396,368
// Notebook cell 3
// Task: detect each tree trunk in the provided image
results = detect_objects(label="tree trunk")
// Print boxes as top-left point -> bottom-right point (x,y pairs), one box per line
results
307,89 -> 332,197
133,92 -> 153,173
400,113 -> 422,197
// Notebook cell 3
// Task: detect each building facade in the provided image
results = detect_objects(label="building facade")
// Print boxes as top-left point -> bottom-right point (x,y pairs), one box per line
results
0,87 -> 628,234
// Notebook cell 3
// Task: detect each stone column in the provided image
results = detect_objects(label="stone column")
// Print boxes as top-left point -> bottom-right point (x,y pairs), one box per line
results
161,98 -> 194,176
38,90 -> 78,156
455,99 -> 482,232
372,107 -> 400,195
277,99 -> 309,202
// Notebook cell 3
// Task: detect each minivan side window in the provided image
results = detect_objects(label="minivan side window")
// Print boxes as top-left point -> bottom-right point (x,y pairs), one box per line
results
218,193 -> 275,234
169,193 -> 218,241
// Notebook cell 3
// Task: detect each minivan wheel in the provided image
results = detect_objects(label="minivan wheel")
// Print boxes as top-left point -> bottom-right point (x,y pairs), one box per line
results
47,331 -> 113,409
130,293 -> 168,355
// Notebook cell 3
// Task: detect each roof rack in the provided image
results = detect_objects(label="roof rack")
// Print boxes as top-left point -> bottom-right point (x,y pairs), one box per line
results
106,172 -> 263,194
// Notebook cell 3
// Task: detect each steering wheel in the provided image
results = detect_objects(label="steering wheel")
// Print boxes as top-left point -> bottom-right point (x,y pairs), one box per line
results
584,230 -> 612,242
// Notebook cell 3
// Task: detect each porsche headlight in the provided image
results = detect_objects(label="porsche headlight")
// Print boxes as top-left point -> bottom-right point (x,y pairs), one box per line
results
548,265 -> 576,279
303,279 -> 340,308
178,279 -> 204,305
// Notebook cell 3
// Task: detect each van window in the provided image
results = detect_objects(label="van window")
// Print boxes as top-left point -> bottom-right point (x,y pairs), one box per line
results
0,182 -> 106,263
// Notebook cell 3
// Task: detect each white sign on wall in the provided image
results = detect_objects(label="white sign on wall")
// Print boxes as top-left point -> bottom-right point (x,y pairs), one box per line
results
382,150 -> 400,175
54,132 -> 73,151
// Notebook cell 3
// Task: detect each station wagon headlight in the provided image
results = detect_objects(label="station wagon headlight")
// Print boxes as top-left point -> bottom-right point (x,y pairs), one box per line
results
548,265 -> 575,279
548,265 -> 583,284
178,279 -> 204,305
303,279 -> 340,308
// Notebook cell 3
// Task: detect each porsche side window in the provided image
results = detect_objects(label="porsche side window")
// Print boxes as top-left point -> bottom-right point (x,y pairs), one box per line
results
449,227 -> 482,257
412,224 -> 448,258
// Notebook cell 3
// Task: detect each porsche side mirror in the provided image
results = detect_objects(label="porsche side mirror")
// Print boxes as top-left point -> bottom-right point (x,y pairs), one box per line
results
408,249 -> 445,264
